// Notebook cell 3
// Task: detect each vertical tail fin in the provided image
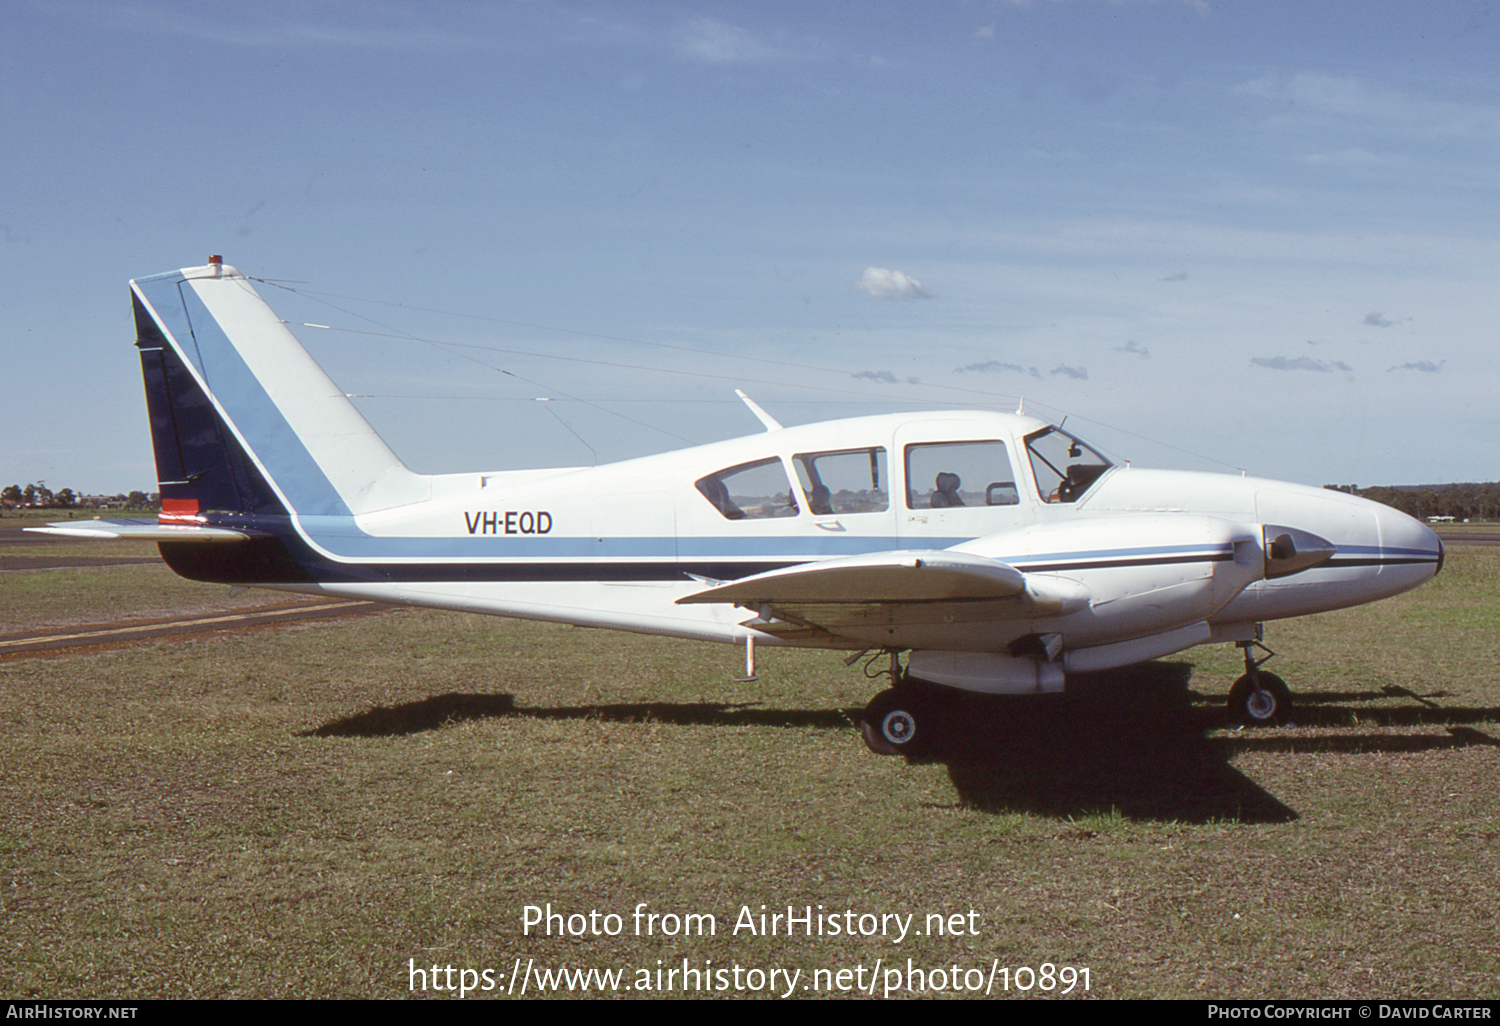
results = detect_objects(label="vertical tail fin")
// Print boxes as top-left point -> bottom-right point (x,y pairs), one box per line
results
131,260 -> 428,520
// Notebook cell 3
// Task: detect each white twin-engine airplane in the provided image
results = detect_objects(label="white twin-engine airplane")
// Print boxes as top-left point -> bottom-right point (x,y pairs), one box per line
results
37,258 -> 1445,755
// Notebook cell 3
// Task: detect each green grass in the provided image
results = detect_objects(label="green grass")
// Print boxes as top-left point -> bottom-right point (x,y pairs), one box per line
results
2,551 -> 1498,999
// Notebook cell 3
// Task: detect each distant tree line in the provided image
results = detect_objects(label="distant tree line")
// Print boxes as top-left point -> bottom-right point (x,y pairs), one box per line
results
6,475 -> 1496,520
1325,482 -> 1500,522
1,482 -> 154,511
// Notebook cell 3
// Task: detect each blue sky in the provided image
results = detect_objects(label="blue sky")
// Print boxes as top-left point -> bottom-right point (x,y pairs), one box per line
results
4,0 -> 1497,495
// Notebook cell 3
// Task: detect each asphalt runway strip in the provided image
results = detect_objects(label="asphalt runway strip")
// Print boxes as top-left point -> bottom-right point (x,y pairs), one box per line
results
0,599 -> 393,660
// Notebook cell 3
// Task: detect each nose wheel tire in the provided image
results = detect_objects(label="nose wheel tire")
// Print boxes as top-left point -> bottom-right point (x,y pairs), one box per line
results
1228,672 -> 1292,726
860,687 -> 933,756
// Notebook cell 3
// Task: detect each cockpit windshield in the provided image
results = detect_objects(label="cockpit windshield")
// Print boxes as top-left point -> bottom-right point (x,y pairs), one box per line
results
1024,427 -> 1112,504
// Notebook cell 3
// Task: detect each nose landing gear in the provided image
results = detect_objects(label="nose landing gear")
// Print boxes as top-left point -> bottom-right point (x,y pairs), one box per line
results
1228,638 -> 1293,726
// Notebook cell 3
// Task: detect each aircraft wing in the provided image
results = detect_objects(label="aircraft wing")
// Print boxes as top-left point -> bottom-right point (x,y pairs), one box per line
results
24,518 -> 255,544
676,549 -> 1089,644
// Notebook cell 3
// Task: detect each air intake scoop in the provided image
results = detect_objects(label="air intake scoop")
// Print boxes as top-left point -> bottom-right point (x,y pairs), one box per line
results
1263,525 -> 1337,578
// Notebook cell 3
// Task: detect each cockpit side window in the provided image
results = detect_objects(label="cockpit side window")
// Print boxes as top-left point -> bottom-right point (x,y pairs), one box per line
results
904,441 -> 1018,509
1024,427 -> 1111,504
695,457 -> 800,520
792,447 -> 888,515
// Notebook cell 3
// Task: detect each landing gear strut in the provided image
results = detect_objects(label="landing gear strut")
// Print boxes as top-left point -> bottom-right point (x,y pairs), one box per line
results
1228,637 -> 1292,726
859,654 -> 944,756
859,686 -> 934,755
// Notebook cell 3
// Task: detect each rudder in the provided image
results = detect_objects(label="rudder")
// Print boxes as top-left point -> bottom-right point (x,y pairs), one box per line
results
129,258 -> 428,521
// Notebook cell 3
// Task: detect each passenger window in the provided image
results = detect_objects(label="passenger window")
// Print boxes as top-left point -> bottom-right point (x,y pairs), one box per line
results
695,458 -> 800,520
792,448 -> 889,515
904,441 -> 1018,509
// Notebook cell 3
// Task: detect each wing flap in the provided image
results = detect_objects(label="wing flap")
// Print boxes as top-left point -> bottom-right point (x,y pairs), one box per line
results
678,549 -> 1091,648
746,596 -> 1036,633
676,549 -> 1027,606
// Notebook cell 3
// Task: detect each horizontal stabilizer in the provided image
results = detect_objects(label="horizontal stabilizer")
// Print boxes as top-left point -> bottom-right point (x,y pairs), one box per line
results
25,519 -> 255,544
678,549 -> 1028,606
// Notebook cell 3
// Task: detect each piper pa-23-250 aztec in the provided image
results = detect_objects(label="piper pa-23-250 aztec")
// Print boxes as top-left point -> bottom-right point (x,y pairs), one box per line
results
35,257 -> 1446,756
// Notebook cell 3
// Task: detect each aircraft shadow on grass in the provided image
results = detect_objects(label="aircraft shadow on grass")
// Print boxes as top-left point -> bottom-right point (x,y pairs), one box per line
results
302,661 -> 1500,826
935,662 -> 1302,824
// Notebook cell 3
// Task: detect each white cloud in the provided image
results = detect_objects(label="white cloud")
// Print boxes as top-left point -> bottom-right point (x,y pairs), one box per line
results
956,360 -> 1031,376
1237,72 -> 1372,117
1305,148 -> 1389,167
853,267 -> 933,300
676,18 -> 785,63
109,4 -> 485,50
1251,356 -> 1352,373
1235,72 -> 1500,139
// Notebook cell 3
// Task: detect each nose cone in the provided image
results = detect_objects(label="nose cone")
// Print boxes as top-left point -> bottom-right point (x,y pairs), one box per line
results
1373,501 -> 1445,584
1247,483 -> 1444,619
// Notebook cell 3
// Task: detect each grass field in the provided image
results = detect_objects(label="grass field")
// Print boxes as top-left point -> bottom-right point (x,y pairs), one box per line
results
2,542 -> 1498,999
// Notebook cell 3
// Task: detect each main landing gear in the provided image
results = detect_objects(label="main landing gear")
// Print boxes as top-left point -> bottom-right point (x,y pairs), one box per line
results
857,638 -> 1297,754
859,683 -> 939,756
1228,639 -> 1293,727
857,651 -> 944,757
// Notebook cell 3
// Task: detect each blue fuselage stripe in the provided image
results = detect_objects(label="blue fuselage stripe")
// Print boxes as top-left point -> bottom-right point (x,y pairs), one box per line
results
194,510 -> 1442,585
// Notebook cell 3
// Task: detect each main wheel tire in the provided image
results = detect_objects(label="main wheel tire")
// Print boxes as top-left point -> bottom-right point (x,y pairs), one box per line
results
1228,672 -> 1292,726
860,688 -> 931,756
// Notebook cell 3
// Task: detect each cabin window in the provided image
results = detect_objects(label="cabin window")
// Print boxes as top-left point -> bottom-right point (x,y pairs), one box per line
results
904,441 -> 1018,509
1024,427 -> 1111,503
792,447 -> 889,515
695,458 -> 800,520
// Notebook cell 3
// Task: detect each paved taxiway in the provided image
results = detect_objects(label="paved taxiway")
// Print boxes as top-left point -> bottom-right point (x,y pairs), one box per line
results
0,517 -> 392,657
